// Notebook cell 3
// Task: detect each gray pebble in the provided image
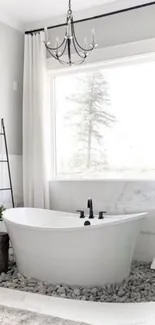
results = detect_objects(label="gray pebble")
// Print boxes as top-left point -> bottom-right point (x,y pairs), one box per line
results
100,295 -> 106,302
118,296 -> 127,303
89,295 -> 95,301
57,287 -> 66,294
27,282 -> 36,287
11,283 -> 19,288
81,296 -> 86,301
60,294 -> 66,298
26,287 -> 35,293
39,288 -> 46,294
73,288 -> 81,296
20,281 -> 26,288
1,273 -> 6,277
46,285 -> 56,293
28,279 -> 37,284
118,290 -> 125,297
72,293 -> 76,299
37,281 -> 44,287
91,288 -> 98,295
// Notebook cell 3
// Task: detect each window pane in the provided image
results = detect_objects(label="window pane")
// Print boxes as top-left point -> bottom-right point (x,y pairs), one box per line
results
54,60 -> 155,179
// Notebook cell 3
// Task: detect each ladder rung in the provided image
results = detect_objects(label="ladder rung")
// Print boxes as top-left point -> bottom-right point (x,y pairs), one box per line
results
0,188 -> 11,191
0,160 -> 7,162
0,133 -> 4,135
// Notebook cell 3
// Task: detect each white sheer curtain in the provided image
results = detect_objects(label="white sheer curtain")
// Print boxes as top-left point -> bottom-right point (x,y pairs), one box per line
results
23,32 -> 51,209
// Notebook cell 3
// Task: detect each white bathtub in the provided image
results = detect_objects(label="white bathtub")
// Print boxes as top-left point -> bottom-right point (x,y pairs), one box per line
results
3,208 -> 146,286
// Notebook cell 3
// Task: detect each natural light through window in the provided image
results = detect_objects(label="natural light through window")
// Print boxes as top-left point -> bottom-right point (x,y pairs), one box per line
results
53,59 -> 155,179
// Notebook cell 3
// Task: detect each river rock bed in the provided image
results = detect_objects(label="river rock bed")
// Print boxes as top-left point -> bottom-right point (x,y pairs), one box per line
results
1,256 -> 155,303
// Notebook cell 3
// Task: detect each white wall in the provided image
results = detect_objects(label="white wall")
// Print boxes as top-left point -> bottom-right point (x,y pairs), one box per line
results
0,21 -> 24,207
48,4 -> 155,262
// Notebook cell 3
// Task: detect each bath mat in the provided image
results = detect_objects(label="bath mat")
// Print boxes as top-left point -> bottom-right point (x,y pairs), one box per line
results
0,305 -> 91,325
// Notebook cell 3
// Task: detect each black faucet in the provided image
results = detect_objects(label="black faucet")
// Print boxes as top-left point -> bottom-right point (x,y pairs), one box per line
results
87,198 -> 94,219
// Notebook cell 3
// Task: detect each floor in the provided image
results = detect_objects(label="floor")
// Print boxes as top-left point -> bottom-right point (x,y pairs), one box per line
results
0,305 -> 89,325
0,288 -> 155,325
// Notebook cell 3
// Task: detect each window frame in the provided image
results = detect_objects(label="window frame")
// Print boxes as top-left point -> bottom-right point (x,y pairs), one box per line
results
48,39 -> 155,181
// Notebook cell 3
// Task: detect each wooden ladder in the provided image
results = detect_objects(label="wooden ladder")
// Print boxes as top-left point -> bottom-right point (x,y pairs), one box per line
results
0,118 -> 15,207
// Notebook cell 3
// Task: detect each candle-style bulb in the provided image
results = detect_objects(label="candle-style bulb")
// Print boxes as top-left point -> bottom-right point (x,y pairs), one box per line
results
92,29 -> 95,45
44,26 -> 48,43
56,37 -> 59,48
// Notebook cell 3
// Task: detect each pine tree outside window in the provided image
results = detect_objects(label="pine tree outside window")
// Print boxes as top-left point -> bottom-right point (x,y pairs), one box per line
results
52,59 -> 155,180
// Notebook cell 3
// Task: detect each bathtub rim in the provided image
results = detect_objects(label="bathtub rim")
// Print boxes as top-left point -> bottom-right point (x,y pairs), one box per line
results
3,208 -> 147,232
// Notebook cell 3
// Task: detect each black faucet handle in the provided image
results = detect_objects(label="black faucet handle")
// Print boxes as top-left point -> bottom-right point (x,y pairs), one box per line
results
76,210 -> 85,218
87,198 -> 92,208
98,211 -> 107,219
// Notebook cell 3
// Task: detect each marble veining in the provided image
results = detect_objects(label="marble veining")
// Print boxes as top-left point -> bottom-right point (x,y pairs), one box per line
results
0,305 -> 90,325
50,180 -> 155,214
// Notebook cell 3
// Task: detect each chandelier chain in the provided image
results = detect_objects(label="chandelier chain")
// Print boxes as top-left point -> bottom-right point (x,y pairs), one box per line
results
68,0 -> 71,11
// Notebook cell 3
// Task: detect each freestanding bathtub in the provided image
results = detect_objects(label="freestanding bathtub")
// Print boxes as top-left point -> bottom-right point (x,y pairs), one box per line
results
3,208 -> 146,286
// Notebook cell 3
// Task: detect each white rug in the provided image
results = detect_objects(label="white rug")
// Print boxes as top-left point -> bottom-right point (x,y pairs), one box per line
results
0,305 -> 91,325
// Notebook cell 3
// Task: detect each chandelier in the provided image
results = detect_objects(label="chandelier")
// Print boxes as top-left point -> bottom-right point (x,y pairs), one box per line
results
44,0 -> 97,66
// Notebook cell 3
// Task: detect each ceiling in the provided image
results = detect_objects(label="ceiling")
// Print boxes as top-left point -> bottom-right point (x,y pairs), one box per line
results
0,0 -> 153,31
0,0 -> 117,25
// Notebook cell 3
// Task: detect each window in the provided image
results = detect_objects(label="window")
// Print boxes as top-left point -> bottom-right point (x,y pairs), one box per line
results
52,57 -> 155,179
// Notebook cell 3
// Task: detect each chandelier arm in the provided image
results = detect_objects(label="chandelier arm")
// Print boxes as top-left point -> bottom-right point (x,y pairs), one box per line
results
57,40 -> 68,57
73,33 -> 95,52
46,41 -> 71,65
46,48 -> 70,65
47,46 -> 86,66
71,22 -> 95,52
57,58 -> 71,65
72,38 -> 87,59
55,54 -> 74,65
77,59 -> 87,65
45,38 -> 66,51
58,57 -> 85,65
46,47 -> 60,60
70,58 -> 86,66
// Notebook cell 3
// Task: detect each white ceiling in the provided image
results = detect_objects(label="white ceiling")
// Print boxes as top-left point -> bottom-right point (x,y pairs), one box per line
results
0,0 -> 153,31
0,0 -> 116,25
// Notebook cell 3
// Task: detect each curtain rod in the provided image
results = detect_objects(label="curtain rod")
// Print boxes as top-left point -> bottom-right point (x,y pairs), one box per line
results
25,1 -> 155,35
